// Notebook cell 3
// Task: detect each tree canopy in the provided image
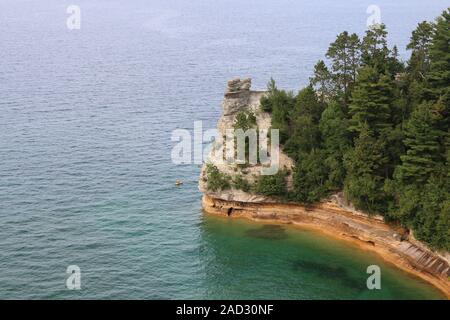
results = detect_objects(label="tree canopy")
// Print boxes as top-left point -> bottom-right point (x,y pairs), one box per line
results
256,9 -> 450,250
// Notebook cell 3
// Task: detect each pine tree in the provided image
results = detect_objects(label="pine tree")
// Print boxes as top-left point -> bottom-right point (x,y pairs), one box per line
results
320,101 -> 350,154
283,86 -> 323,159
262,80 -> 296,144
386,45 -> 405,77
403,21 -> 434,110
361,24 -> 389,72
344,124 -> 388,212
394,102 -> 443,184
412,174 -> 450,250
326,31 -> 361,107
293,149 -> 328,203
425,9 -> 450,102
293,85 -> 324,123
267,77 -> 277,94
284,114 -> 320,160
348,66 -> 395,135
319,101 -> 350,189
436,200 -> 450,251
407,21 -> 434,81
310,60 -> 333,103
271,94 -> 292,144
343,127 -> 387,213
260,78 -> 278,112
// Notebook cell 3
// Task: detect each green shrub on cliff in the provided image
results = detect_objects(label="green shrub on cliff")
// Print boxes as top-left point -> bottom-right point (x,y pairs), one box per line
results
205,163 -> 231,192
253,170 -> 287,197
233,110 -> 257,131
232,174 -> 251,192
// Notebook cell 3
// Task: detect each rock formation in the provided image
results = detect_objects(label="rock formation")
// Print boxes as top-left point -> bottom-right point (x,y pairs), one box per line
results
222,78 -> 253,115
226,78 -> 251,93
199,78 -> 294,202
199,78 -> 450,298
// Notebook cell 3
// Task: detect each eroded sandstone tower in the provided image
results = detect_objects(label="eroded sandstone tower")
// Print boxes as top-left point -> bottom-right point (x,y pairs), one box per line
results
198,78 -> 294,203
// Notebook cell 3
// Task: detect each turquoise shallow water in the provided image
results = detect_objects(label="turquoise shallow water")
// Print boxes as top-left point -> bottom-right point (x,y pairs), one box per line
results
0,0 -> 448,299
200,216 -> 445,299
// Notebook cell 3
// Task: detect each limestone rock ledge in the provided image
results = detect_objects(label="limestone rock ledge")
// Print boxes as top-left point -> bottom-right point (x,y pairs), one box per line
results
199,78 -> 450,298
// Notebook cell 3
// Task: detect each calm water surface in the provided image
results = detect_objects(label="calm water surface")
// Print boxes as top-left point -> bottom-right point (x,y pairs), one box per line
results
0,0 -> 447,299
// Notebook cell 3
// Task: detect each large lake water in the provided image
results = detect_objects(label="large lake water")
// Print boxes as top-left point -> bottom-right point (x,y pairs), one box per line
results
0,0 -> 447,299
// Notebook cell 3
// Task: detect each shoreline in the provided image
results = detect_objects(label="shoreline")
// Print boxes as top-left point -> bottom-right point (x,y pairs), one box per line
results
201,194 -> 450,299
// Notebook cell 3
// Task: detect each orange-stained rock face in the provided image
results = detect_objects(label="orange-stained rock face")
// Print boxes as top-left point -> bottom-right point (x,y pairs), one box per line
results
201,194 -> 450,298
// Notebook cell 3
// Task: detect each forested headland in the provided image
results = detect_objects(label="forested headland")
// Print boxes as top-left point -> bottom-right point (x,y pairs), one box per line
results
258,9 -> 449,250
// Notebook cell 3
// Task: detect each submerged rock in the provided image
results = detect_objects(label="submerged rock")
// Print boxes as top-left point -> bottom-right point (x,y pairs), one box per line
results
245,224 -> 288,240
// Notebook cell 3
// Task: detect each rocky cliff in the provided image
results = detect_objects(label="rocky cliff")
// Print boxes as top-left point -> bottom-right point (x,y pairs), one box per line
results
199,78 -> 450,298
199,78 -> 294,203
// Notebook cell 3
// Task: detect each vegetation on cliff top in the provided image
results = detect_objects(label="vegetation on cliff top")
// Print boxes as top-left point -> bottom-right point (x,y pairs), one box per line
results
260,9 -> 450,250
205,163 -> 231,192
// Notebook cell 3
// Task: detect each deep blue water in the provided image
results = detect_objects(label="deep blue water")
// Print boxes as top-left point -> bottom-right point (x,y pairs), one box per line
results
0,0 -> 447,299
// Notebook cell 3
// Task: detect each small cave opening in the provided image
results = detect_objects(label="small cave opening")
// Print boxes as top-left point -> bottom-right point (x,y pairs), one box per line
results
227,207 -> 233,216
